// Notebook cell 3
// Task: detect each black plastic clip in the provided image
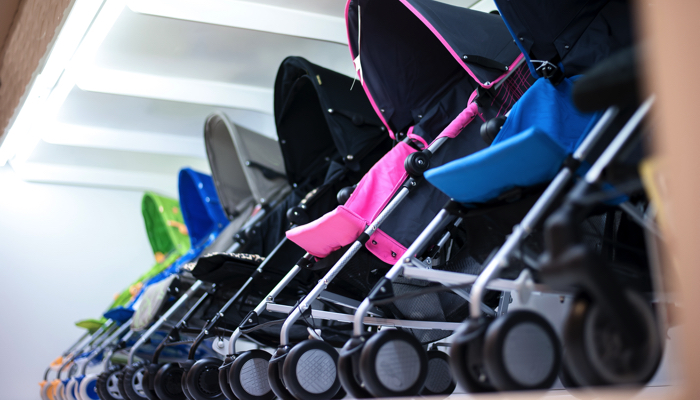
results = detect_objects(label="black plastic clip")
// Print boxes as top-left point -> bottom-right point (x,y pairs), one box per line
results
240,311 -> 259,330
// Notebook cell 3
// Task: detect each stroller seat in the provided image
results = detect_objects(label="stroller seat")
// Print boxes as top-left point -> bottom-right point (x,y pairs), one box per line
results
426,77 -> 600,204
425,127 -> 565,204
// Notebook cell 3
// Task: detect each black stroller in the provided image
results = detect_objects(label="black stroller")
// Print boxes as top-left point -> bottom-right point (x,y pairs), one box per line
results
138,56 -> 391,400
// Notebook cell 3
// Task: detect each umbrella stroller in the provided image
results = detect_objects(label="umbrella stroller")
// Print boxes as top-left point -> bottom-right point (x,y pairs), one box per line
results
96,166 -> 278,400
345,1 -> 657,396
267,2 -> 531,399
119,72 -> 389,400
170,56 -> 392,400
43,192 -> 191,400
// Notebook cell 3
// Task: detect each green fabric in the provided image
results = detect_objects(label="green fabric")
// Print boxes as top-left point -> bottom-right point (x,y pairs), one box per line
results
74,318 -> 106,333
141,192 -> 191,257
75,192 -> 191,330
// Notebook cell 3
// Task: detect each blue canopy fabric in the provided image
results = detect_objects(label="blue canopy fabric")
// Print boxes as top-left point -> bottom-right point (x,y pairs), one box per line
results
178,168 -> 229,249
425,77 -> 599,204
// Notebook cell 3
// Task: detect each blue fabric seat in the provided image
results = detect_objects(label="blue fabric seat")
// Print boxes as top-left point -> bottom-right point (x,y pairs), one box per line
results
425,127 -> 567,203
425,77 -> 599,204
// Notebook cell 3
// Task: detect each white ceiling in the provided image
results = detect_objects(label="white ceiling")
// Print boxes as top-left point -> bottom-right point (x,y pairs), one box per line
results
3,0 -> 495,197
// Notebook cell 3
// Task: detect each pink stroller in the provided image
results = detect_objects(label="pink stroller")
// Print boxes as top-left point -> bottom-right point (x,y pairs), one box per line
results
264,1 -> 534,399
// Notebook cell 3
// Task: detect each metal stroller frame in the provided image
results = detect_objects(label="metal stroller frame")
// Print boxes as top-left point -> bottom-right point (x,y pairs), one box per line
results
346,28 -> 656,400
265,2 -> 530,399
109,121 -> 291,400
180,56 -> 391,400
48,192 -> 191,400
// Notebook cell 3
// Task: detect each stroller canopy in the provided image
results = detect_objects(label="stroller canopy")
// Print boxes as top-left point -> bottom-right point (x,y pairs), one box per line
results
178,168 -> 229,249
494,0 -> 633,80
205,112 -> 287,218
141,191 -> 191,260
274,56 -> 387,186
346,0 -> 522,138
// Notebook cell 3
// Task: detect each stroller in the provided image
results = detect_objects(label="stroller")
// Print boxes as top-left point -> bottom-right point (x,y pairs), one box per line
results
120,59 -> 391,400
345,0 -> 659,396
262,1 -> 532,399
42,192 -> 191,400
170,56 -> 392,400
106,133 -> 290,400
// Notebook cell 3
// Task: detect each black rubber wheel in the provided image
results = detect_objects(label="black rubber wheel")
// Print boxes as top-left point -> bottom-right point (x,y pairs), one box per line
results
181,365 -> 195,400
185,357 -> 225,400
483,310 -> 561,391
122,362 -> 152,400
267,347 -> 296,400
229,350 -> 274,400
97,365 -> 125,400
218,357 -> 238,400
559,351 -> 581,392
140,364 -> 161,400
421,351 -> 456,397
359,329 -> 428,398
153,363 -> 187,400
449,320 -> 495,393
564,290 -> 662,388
282,340 -> 341,400
337,338 -> 372,399
331,386 -> 346,399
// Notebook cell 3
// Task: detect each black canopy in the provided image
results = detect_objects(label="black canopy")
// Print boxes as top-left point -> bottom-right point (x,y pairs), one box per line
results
494,0 -> 634,79
346,0 -> 522,136
274,56 -> 388,187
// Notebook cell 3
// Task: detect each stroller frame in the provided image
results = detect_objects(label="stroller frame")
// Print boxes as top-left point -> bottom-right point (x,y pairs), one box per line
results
351,103 -> 625,335
278,134 -> 451,346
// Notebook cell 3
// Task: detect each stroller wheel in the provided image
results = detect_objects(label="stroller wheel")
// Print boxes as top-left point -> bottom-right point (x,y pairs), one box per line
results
56,380 -> 67,400
337,338 -> 372,399
65,377 -> 80,400
359,329 -> 428,398
449,320 -> 495,393
483,310 -> 561,391
420,351 -> 456,397
40,380 -> 51,400
47,379 -> 61,400
229,350 -> 274,400
180,366 -> 195,400
185,357 -> 225,400
140,364 -> 161,400
564,290 -> 662,387
267,347 -> 296,400
218,356 -> 238,400
331,386 -> 346,399
122,362 -> 153,400
559,351 -> 581,392
97,366 -> 125,400
153,363 -> 187,400
78,374 -> 100,400
282,340 -> 341,400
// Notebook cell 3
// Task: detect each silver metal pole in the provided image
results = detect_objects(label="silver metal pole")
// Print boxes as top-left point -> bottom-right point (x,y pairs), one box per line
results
279,185 -> 412,346
469,104 -> 630,318
79,320 -> 133,375
227,258 -> 308,354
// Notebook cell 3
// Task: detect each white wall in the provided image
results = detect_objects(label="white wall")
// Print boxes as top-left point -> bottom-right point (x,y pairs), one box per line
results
0,164 -> 159,400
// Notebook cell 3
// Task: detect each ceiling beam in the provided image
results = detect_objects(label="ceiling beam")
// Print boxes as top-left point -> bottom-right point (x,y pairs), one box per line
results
126,0 -> 347,44
10,158 -> 183,197
43,123 -> 208,158
75,67 -> 274,114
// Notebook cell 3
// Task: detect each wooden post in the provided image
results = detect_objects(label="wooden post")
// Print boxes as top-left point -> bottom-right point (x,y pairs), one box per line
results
0,0 -> 74,141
